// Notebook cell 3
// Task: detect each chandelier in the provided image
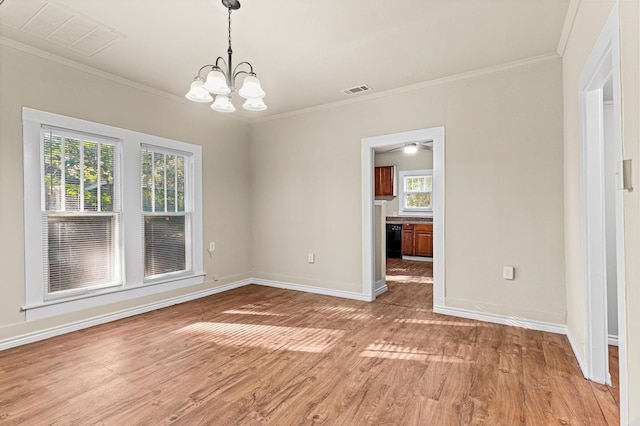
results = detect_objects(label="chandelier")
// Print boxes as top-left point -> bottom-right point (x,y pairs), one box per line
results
185,0 -> 266,112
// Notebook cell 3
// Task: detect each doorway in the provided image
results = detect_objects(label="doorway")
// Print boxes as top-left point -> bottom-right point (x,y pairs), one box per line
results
374,144 -> 434,308
361,126 -> 445,310
578,3 -> 627,422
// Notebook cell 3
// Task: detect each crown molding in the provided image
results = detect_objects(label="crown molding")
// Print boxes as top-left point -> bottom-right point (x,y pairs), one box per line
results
557,0 -> 581,57
251,52 -> 560,124
0,36 -> 250,123
2,35 -> 559,127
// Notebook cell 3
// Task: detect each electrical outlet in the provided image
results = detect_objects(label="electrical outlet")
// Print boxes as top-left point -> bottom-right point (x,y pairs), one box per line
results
503,266 -> 515,280
209,242 -> 215,252
213,273 -> 219,281
308,253 -> 315,264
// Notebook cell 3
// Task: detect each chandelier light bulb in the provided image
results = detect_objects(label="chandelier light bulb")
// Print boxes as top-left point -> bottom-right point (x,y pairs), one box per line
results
238,75 -> 265,99
242,97 -> 267,111
211,95 -> 236,112
202,69 -> 231,95
185,79 -> 213,103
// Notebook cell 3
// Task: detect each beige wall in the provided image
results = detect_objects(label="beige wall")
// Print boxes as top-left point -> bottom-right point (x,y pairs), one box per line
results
562,1 -> 639,422
0,44 -> 252,340
619,2 -> 640,419
250,58 -> 567,323
374,149 -> 434,215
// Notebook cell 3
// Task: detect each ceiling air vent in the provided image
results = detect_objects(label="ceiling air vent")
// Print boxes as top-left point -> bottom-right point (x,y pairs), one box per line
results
0,1 -> 123,56
340,85 -> 372,95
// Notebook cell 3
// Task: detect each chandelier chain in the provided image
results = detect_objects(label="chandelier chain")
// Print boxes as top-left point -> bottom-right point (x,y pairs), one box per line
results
228,8 -> 232,52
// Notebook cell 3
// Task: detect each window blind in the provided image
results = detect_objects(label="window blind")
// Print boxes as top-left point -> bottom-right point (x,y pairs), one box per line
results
141,145 -> 190,278
41,126 -> 121,297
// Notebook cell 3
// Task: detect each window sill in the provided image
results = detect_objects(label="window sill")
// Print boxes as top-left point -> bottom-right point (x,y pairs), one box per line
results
399,211 -> 433,217
23,272 -> 206,321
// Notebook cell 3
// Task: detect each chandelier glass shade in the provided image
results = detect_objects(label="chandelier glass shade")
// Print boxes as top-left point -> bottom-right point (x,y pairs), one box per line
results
185,0 -> 266,113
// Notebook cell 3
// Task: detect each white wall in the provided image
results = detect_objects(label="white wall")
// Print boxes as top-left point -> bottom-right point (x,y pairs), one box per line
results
250,58 -> 566,324
374,149 -> 433,215
562,0 -> 640,422
0,44 -> 252,340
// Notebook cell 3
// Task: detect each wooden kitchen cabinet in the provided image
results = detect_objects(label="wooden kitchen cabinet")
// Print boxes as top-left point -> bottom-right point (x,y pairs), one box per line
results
402,223 -> 433,257
414,224 -> 433,257
375,165 -> 396,196
402,224 -> 414,255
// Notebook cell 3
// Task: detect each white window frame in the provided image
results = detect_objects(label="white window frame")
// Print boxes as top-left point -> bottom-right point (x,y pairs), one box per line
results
41,126 -> 123,300
23,108 -> 204,321
141,144 -> 193,283
399,169 -> 433,216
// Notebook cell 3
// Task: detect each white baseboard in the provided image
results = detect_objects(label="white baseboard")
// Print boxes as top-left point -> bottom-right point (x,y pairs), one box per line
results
374,283 -> 388,297
433,305 -> 567,335
252,278 -> 372,302
566,328 -> 589,379
0,279 -> 251,351
608,334 -> 619,347
402,255 -> 432,262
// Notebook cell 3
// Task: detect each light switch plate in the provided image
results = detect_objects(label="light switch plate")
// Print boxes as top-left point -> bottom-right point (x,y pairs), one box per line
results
209,242 -> 215,252
308,253 -> 315,264
503,266 -> 515,280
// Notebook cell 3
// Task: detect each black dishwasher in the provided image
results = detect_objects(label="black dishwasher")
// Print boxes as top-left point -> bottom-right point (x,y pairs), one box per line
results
386,224 -> 402,258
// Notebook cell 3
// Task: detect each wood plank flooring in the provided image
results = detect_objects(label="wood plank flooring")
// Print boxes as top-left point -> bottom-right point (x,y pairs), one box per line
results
0,260 -> 619,425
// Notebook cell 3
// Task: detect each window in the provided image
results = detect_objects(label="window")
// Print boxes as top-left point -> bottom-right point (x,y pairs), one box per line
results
23,108 -> 203,321
141,146 -> 190,279
399,169 -> 433,214
42,126 -> 121,298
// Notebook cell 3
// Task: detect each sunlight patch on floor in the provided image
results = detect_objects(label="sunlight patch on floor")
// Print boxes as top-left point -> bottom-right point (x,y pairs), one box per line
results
386,275 -> 433,285
222,309 -> 286,317
173,322 -> 345,353
359,342 -> 468,363
394,318 -> 487,327
315,305 -> 373,320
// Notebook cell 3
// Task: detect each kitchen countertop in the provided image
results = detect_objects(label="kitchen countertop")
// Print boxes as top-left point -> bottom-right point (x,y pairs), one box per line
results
386,216 -> 433,224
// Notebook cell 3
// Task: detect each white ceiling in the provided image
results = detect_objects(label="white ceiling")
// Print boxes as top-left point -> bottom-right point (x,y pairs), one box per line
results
0,0 -> 570,119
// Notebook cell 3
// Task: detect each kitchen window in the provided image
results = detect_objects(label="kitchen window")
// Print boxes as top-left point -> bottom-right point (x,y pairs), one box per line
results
399,169 -> 432,214
23,108 -> 204,320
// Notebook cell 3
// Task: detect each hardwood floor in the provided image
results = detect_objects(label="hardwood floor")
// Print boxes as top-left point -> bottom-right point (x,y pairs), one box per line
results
0,264 -> 620,425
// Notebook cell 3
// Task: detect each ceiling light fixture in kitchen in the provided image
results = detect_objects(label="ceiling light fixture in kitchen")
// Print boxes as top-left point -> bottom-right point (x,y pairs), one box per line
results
185,0 -> 266,113
403,143 -> 418,154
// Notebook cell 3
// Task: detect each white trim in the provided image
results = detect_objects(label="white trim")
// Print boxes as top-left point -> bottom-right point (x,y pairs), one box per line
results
567,327 -> 589,378
402,255 -> 432,262
0,37 -> 249,124
374,283 -> 388,297
557,0 -> 582,56
0,279 -> 251,352
578,3 -> 627,423
608,334 -> 619,347
252,278 -> 372,302
251,53 -> 559,124
362,127 -> 445,308
22,107 -> 204,321
433,306 -> 567,335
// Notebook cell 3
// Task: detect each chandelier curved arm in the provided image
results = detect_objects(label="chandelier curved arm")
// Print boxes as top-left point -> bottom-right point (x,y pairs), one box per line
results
232,61 -> 256,81
197,57 -> 229,78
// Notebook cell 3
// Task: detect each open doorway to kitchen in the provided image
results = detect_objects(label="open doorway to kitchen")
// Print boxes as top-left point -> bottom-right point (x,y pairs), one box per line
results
374,144 -> 434,308
361,127 -> 445,311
